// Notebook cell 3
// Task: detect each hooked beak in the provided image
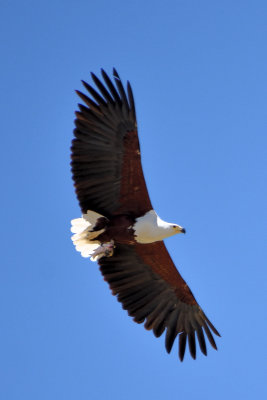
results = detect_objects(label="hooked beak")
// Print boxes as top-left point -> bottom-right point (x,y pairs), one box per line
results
176,225 -> 186,234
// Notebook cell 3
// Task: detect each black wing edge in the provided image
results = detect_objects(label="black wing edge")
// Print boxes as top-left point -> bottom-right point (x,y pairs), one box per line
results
71,69 -> 137,216
76,68 -> 136,118
98,244 -> 220,361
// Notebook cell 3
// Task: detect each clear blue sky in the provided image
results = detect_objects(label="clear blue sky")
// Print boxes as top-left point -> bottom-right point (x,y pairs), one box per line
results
1,1 -> 266,399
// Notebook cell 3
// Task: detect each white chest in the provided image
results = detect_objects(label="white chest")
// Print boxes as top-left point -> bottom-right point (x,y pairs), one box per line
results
133,210 -> 176,244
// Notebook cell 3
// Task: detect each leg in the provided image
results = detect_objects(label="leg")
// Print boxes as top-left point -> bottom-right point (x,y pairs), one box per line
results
91,240 -> 115,260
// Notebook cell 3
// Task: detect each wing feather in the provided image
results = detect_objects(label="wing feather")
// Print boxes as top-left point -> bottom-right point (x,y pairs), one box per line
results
179,332 -> 187,361
196,326 -> 207,356
71,69 -> 152,217
101,68 -> 122,104
165,309 -> 180,353
98,243 -> 220,361
90,72 -> 115,104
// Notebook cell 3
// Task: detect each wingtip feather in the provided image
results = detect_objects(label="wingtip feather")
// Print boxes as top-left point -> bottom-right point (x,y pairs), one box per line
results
113,67 -> 119,77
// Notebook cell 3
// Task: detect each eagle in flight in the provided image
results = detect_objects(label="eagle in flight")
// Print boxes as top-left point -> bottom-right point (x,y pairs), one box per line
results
70,69 -> 220,361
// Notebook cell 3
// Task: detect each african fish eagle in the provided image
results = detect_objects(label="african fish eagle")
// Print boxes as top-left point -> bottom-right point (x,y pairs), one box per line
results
70,68 -> 220,361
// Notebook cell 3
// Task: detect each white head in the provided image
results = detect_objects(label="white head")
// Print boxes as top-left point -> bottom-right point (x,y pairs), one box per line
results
157,217 -> 186,239
134,210 -> 186,243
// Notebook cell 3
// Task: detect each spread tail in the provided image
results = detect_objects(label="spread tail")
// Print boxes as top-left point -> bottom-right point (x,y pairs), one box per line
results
70,210 -> 108,260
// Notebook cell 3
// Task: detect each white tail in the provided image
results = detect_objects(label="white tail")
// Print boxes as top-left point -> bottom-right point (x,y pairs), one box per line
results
70,210 -> 106,260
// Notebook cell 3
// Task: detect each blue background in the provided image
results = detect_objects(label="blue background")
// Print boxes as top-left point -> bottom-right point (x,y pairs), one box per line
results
1,1 -> 266,399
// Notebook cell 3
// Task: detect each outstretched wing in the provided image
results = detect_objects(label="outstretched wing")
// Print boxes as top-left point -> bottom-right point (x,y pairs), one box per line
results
71,69 -> 152,218
99,242 -> 220,361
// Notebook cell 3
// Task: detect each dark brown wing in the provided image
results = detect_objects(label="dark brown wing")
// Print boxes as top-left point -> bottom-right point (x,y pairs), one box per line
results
98,242 -> 220,361
71,68 -> 152,218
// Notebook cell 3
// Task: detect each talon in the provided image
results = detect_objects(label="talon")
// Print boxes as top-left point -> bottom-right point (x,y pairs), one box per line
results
91,240 -> 115,260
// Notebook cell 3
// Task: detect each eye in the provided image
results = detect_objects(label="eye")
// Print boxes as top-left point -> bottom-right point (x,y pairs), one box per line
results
172,225 -> 177,228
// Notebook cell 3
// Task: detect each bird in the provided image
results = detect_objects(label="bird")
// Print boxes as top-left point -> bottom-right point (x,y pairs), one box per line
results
70,68 -> 220,361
